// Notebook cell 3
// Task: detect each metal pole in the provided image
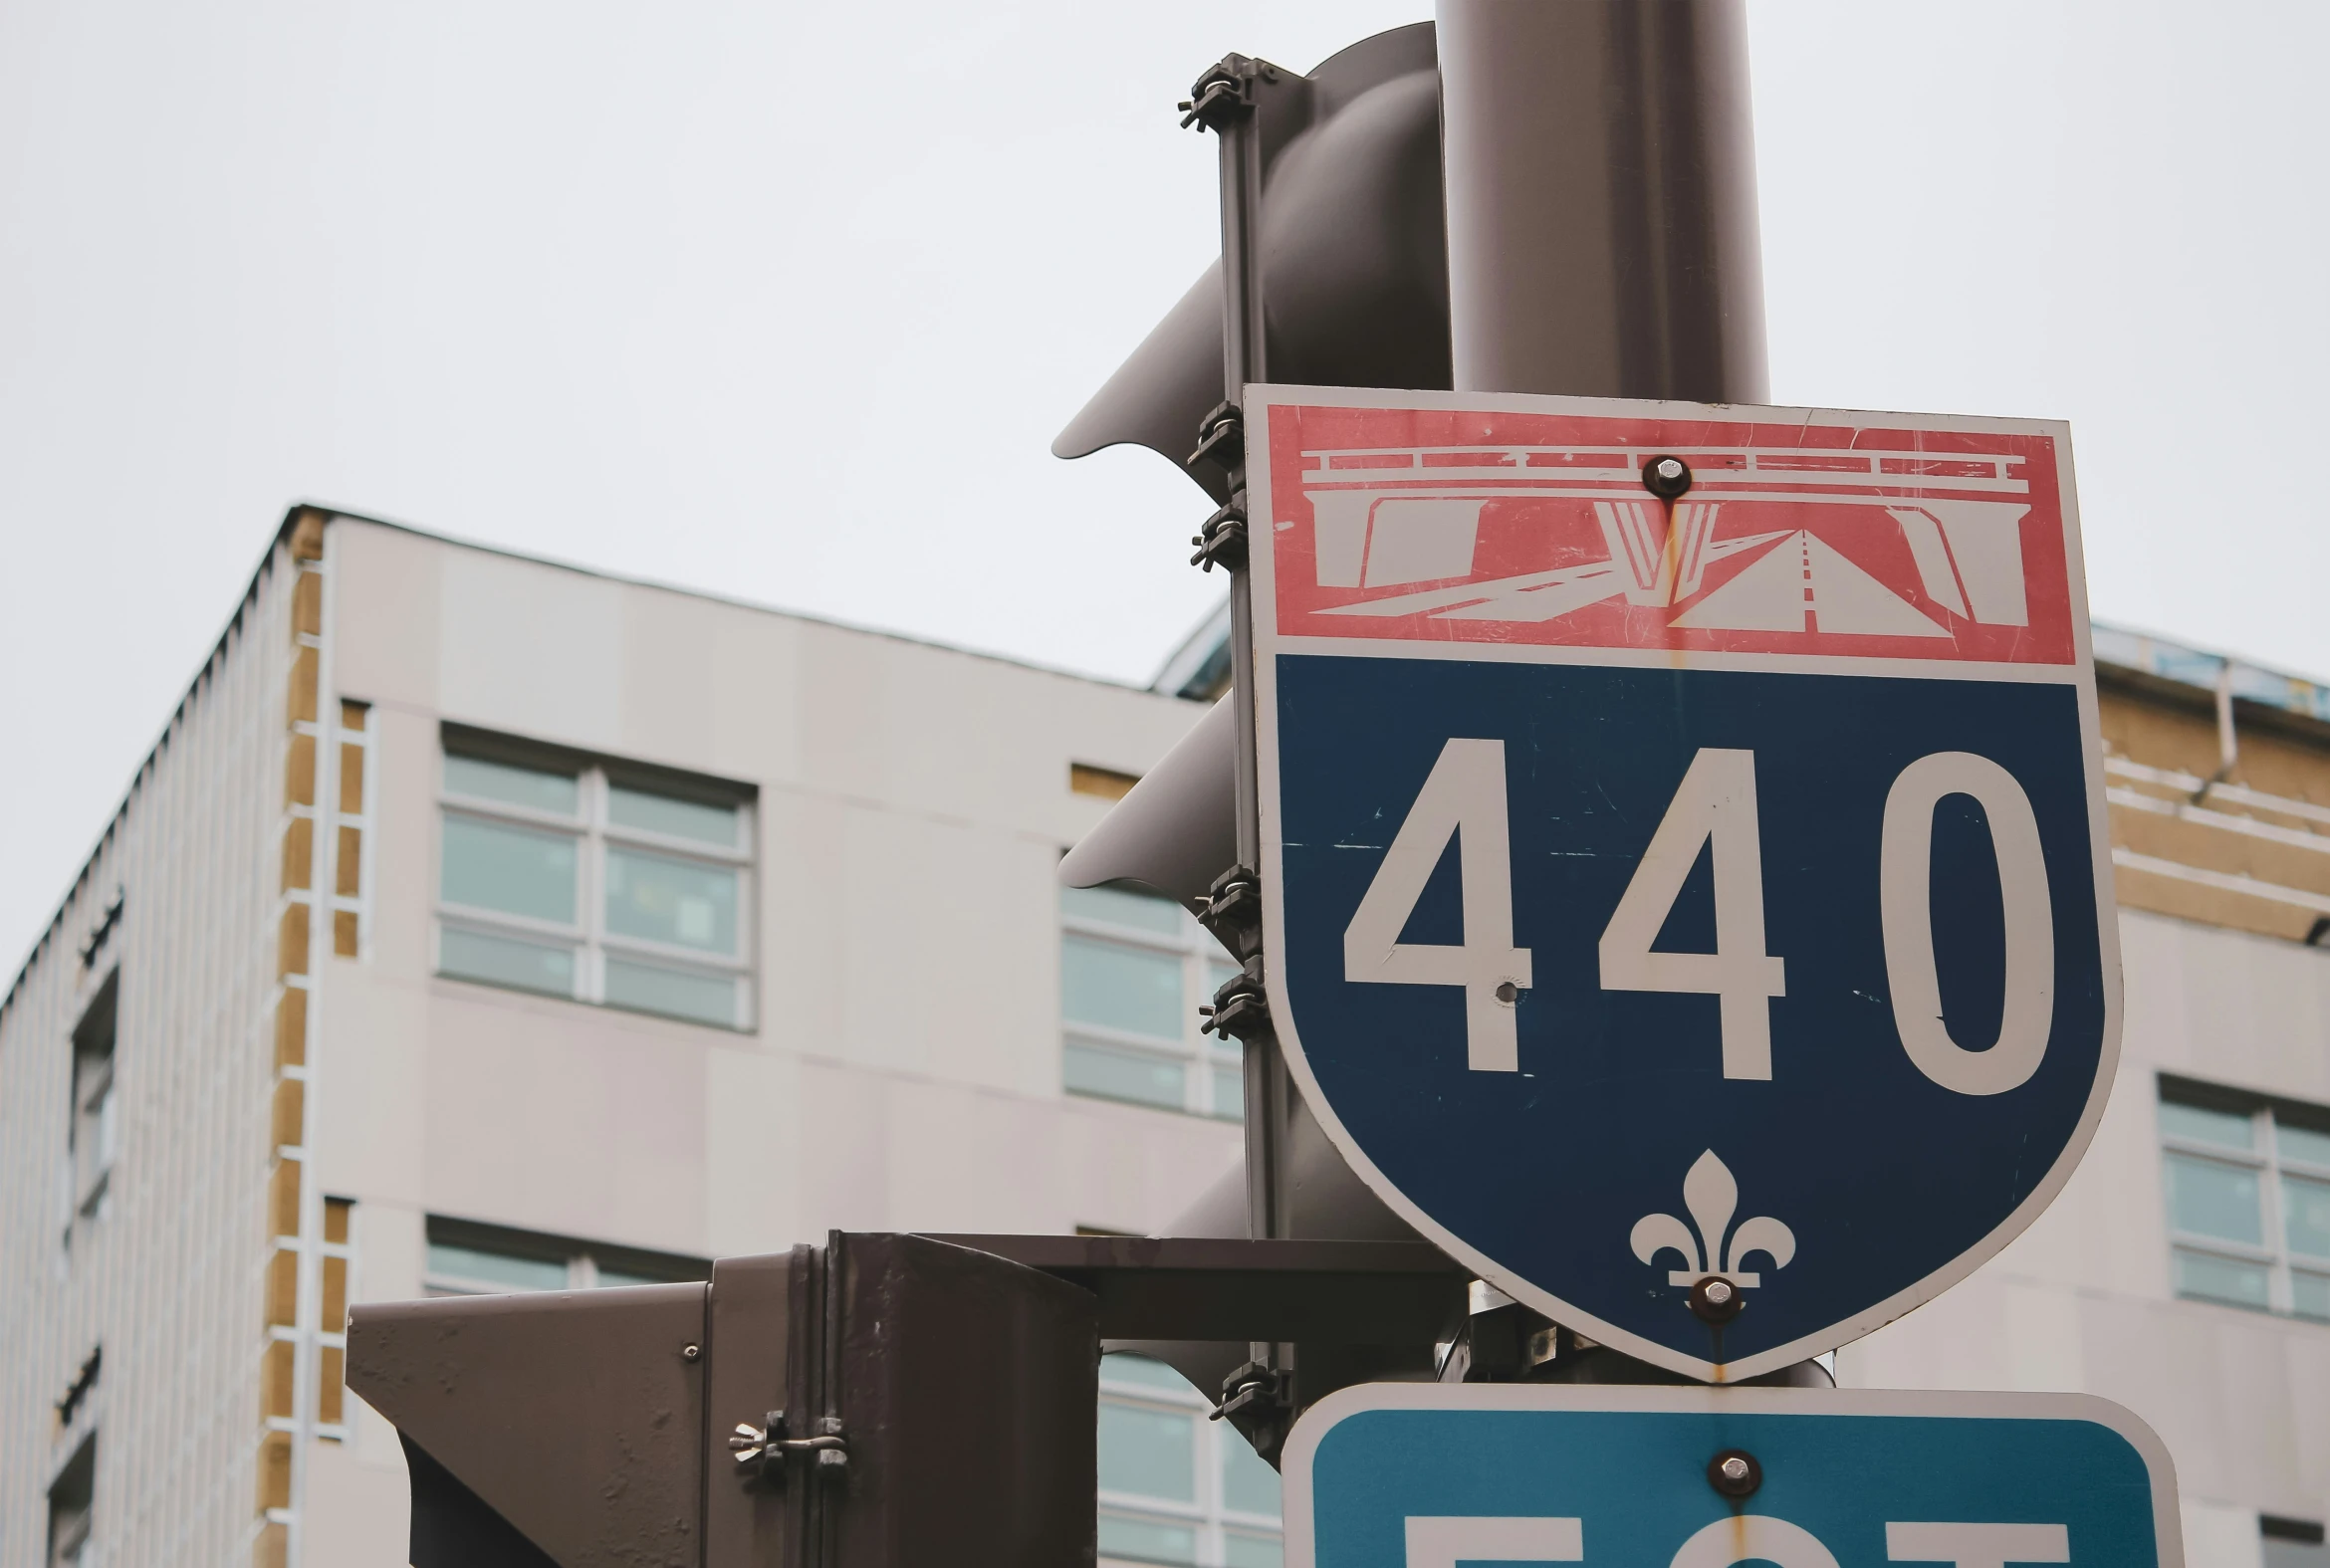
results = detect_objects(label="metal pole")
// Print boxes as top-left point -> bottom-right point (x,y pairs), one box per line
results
1203,60 -> 1295,1398
1215,76 -> 1280,1254
1183,55 -> 1295,1416
1185,56 -> 1285,1261
1437,0 -> 1768,403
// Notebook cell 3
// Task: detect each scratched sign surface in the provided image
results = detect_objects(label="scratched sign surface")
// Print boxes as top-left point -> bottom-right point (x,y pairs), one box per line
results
1247,386 -> 2121,1382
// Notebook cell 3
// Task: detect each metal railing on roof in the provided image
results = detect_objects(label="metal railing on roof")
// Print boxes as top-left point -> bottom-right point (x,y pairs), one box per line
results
2093,622 -> 2330,726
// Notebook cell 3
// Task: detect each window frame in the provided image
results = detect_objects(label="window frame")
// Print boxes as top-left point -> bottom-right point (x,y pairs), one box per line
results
67,970 -> 119,1241
2160,1077 -> 2330,1321
434,737 -> 758,1031
1096,1354 -> 1282,1568
1061,890 -> 1244,1121
46,1432 -> 96,1568
421,1216 -> 710,1297
2262,1516 -> 2328,1568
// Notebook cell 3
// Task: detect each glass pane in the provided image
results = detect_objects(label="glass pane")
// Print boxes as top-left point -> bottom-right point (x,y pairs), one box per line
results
1102,1354 -> 1197,1395
1064,883 -> 1185,935
2164,1152 -> 2263,1244
2279,1121 -> 2330,1170
2285,1174 -> 2330,1259
606,848 -> 739,954
1097,1513 -> 1198,1566
1225,1532 -> 1285,1568
604,958 -> 738,1028
1066,1042 -> 1187,1111
1063,937 -> 1184,1039
441,815 -> 578,923
444,753 -> 579,815
610,784 -> 740,847
2172,1246 -> 2270,1310
439,927 -> 576,998
2292,1270 -> 2330,1323
1212,1065 -> 1246,1121
1098,1402 -> 1196,1502
426,1241 -> 569,1292
1222,1429 -> 1283,1517
595,1264 -> 689,1288
2160,1100 -> 2254,1150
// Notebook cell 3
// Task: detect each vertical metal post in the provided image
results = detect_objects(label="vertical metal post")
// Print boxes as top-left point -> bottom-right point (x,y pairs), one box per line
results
1189,54 -> 1291,1400
1436,0 -> 1768,403
1195,58 -> 1283,1260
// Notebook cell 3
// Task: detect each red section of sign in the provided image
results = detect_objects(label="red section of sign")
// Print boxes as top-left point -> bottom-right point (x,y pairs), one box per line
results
1264,403 -> 2076,665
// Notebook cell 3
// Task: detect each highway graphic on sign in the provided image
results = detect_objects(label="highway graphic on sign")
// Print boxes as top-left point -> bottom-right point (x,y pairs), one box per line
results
1268,420 -> 2075,666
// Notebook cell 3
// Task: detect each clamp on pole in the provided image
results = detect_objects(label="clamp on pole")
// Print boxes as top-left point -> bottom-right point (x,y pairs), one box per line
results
730,1410 -> 848,1488
1178,56 -> 1270,131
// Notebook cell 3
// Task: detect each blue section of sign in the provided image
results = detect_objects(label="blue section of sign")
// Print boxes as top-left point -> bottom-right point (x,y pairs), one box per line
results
1274,656 -> 2108,1368
1302,1403 -> 2160,1568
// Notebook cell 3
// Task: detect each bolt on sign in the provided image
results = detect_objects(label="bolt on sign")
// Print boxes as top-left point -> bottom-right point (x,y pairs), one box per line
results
1281,1386 -> 2182,1568
1247,385 -> 2122,1382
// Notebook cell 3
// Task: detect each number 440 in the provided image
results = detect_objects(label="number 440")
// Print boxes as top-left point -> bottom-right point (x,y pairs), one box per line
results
1340,739 -> 2056,1097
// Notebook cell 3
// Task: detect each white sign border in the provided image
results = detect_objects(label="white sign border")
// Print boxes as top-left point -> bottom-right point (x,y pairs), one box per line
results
1280,1383 -> 2184,1568
1246,381 -> 2126,1384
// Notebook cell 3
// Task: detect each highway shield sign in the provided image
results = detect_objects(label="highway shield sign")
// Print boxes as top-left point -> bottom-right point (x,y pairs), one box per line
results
1247,386 -> 2121,1381
1282,1385 -> 2180,1568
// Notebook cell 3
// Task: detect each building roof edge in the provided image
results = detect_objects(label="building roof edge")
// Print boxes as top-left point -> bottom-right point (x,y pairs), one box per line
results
316,506 -> 1169,697
2,507 -> 317,1018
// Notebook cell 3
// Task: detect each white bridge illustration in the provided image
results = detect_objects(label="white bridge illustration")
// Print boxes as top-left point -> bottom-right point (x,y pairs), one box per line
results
1299,444 -> 2032,635
1630,1150 -> 1797,1288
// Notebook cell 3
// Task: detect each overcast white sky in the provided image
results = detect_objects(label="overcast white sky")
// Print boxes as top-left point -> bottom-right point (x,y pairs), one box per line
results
4,0 -> 2326,972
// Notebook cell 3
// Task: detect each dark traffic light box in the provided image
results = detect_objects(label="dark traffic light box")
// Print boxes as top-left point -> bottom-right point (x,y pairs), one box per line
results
349,1232 -> 1466,1568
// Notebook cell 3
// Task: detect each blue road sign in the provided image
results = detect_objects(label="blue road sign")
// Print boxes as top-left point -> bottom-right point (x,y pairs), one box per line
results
1247,388 -> 2121,1381
1283,1386 -> 2181,1568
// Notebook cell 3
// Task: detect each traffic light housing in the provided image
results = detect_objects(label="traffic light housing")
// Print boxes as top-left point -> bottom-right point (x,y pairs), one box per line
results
1053,22 -> 1467,922
349,1233 -> 1099,1568
1053,26 -> 1466,1414
1050,22 -> 1449,505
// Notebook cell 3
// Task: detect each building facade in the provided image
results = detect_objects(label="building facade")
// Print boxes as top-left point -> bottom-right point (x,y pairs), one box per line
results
8,504 -> 2330,1568
0,510 -> 1245,1567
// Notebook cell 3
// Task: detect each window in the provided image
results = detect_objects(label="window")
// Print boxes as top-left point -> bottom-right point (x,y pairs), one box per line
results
68,972 -> 118,1235
422,1216 -> 709,1296
2265,1519 -> 2328,1568
436,735 -> 755,1029
331,700 -> 372,958
47,1434 -> 95,1568
1062,885 -> 1243,1119
1098,1354 -> 1281,1568
2160,1079 -> 2330,1320
318,1197 -> 354,1433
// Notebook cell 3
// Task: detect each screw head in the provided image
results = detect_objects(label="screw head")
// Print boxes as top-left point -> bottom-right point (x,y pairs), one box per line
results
1642,454 -> 1694,501
682,1343 -> 702,1361
1688,1275 -> 1745,1323
1707,1449 -> 1762,1498
1494,981 -> 1518,1005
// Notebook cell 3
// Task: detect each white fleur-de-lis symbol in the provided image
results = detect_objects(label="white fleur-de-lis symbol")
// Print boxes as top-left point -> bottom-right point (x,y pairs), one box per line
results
1629,1150 -> 1797,1288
